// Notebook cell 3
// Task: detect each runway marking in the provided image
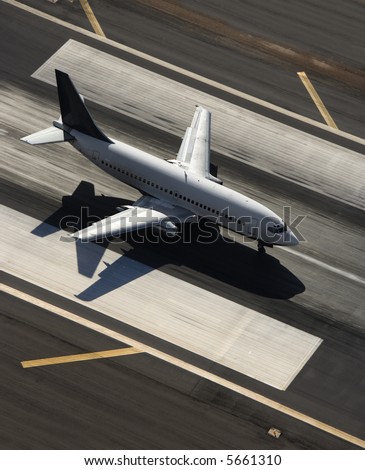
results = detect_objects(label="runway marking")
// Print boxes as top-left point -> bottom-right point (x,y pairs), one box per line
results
21,346 -> 142,368
297,72 -> 338,129
79,0 -> 105,37
279,247 -> 365,287
2,282 -> 365,449
2,0 -> 365,146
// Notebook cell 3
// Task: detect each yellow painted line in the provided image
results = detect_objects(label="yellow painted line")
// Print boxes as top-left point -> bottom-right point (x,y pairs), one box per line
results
21,346 -> 142,368
297,71 -> 338,129
2,282 -> 365,449
79,0 -> 105,37
5,0 -> 365,146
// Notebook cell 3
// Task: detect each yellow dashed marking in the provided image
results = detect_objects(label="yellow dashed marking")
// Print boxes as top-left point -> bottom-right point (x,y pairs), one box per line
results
21,347 -> 142,368
2,282 -> 365,448
79,0 -> 105,37
298,71 -> 338,129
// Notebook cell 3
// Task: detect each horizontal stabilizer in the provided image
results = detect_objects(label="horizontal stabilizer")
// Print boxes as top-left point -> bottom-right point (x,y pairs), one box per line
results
21,126 -> 73,145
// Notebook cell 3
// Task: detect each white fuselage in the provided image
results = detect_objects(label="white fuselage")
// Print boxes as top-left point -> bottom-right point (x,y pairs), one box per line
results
72,131 -> 298,246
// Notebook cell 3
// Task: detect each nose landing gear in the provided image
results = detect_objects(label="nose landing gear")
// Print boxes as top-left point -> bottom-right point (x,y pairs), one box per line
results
257,240 -> 273,254
258,240 -> 266,254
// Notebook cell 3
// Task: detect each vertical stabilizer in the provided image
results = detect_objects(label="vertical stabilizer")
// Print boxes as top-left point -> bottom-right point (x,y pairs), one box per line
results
55,69 -> 111,143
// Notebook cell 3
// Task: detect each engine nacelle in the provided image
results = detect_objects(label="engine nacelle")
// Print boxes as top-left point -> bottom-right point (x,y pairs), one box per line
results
159,219 -> 178,237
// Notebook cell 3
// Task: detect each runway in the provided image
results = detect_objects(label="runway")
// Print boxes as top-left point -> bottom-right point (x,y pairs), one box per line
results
17,0 -> 365,139
0,0 -> 365,449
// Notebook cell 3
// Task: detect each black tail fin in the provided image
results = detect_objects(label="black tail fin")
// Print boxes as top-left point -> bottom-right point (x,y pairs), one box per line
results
55,69 -> 111,143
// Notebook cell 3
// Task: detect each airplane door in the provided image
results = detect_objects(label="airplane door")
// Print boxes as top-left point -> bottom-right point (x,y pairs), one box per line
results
247,217 -> 259,239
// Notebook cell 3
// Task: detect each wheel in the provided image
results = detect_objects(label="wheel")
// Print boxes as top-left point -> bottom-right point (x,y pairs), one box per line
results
257,241 -> 266,254
258,245 -> 266,254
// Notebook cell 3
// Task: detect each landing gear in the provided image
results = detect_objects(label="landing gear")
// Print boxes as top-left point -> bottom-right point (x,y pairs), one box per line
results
257,240 -> 266,254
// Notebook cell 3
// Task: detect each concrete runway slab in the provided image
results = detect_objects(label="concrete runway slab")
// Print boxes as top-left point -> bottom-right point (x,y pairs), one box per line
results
0,204 -> 322,390
32,39 -> 365,210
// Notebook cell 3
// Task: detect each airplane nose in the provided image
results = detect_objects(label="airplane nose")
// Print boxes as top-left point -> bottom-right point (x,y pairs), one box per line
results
285,230 -> 299,246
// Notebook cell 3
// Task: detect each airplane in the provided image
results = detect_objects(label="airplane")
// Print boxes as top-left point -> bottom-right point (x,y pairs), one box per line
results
21,69 -> 299,253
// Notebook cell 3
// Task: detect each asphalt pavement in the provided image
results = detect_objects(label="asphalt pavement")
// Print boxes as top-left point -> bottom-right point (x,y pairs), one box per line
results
0,0 -> 364,450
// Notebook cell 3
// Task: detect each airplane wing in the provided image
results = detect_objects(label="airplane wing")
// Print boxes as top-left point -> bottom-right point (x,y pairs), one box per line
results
70,195 -> 196,242
170,106 -> 222,184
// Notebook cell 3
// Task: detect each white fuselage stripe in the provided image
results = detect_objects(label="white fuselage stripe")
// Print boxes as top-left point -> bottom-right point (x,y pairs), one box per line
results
279,247 -> 365,286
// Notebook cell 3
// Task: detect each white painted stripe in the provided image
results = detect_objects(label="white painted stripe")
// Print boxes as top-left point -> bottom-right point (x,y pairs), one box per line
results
2,0 -> 365,146
1,282 -> 364,449
279,247 -> 365,287
0,205 -> 321,390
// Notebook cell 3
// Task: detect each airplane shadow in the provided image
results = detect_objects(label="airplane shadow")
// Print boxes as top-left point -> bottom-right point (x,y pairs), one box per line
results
32,181 -> 305,300
31,181 -> 132,278
76,256 -> 155,301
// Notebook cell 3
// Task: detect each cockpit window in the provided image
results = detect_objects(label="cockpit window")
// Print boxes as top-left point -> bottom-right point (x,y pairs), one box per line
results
268,223 -> 287,234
